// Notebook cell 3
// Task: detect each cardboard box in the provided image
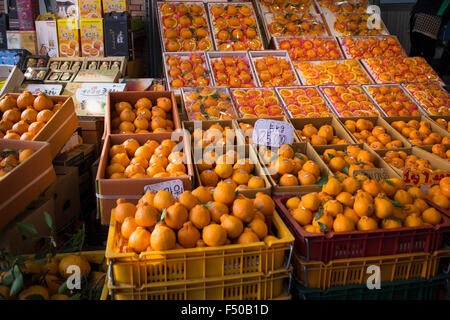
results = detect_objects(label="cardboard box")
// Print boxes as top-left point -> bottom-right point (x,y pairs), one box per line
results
35,20 -> 60,57
0,197 -> 55,255
7,30 -> 37,54
41,166 -> 81,232
96,133 -> 194,224
0,139 -> 56,230
82,56 -> 127,77
57,19 -> 80,57
338,116 -> 412,150
290,117 -> 357,146
102,0 -> 126,13
80,18 -> 104,57
73,69 -> 120,83
47,57 -> 83,71
0,65 -> 24,96
56,0 -> 79,19
16,0 -> 39,31
79,0 -> 103,18
79,117 -> 104,156
103,12 -> 129,59
105,91 -> 181,135
53,143 -> 96,176
3,93 -> 79,159
426,115 -> 450,133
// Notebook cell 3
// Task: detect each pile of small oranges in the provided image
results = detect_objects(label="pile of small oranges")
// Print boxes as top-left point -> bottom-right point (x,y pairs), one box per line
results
191,123 -> 236,148
382,150 -> 436,172
0,92 -> 59,140
110,97 -> 174,134
0,148 -> 34,178
426,177 -> 450,212
210,56 -> 257,88
434,118 -> 450,132
196,149 -> 265,190
252,55 -> 299,87
114,187 -> 278,253
296,123 -> 348,146
344,119 -> 404,150
285,175 -> 443,233
390,119 -> 449,146
319,145 -> 378,179
258,144 -> 324,187
106,138 -> 186,179
430,144 -> 450,160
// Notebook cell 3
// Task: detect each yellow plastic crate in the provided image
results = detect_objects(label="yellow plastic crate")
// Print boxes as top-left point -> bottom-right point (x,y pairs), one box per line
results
107,269 -> 292,300
292,250 -> 449,290
428,250 -> 450,278
106,211 -> 294,288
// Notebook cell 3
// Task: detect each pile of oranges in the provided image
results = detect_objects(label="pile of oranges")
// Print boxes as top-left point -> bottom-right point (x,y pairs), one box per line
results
0,148 -> 34,178
403,83 -> 450,116
339,36 -> 405,60
382,150 -> 436,172
210,56 -> 256,88
426,177 -> 450,212
285,175 -> 443,233
197,149 -> 265,190
277,37 -> 343,61
258,144 -> 324,187
231,88 -> 286,118
114,187 -> 277,253
267,13 -> 327,37
343,119 -> 404,150
319,145 -> 379,179
166,53 -> 211,89
0,92 -> 59,140
296,123 -> 348,146
430,144 -> 450,160
389,119 -> 449,146
110,97 -> 174,134
106,138 -> 186,179
434,118 -> 450,132
365,85 -> 421,116
333,13 -> 386,36
191,123 -> 236,148
252,55 -> 299,87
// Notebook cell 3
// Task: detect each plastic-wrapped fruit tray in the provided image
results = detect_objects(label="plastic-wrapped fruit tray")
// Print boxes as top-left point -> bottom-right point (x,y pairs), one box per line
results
319,85 -> 382,117
263,12 -> 329,40
324,13 -> 390,37
294,59 -> 373,86
314,0 -> 370,16
207,2 -> 264,51
181,87 -> 238,121
273,36 -> 344,61
163,52 -> 213,95
402,83 -> 450,116
363,84 -> 423,117
249,50 -> 301,87
256,0 -> 318,15
275,86 -> 335,118
230,87 -> 288,118
338,36 -> 407,59
360,57 -> 444,85
157,1 -> 214,52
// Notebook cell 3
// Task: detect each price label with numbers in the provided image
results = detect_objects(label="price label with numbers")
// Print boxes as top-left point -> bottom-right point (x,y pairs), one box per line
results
22,84 -> 63,95
403,169 -> 450,186
252,119 -> 294,147
144,179 -> 184,198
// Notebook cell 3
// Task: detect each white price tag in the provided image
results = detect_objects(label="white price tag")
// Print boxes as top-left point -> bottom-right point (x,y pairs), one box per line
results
144,179 -> 184,199
23,84 -> 63,95
252,119 -> 294,147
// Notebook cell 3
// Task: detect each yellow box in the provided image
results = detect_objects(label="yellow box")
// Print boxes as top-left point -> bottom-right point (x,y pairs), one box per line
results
79,0 -> 103,18
57,19 -> 80,57
80,18 -> 104,57
102,0 -> 126,13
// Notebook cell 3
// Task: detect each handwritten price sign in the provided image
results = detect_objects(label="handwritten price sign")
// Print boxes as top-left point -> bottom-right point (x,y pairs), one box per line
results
252,119 -> 294,148
403,169 -> 450,186
144,179 -> 184,198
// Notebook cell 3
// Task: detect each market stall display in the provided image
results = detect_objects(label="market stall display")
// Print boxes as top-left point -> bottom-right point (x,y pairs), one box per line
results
230,87 -> 287,118
208,51 -> 258,88
325,13 -> 389,37
338,36 -> 406,59
274,36 -> 344,61
264,13 -> 329,39
276,86 -> 334,118
402,83 -> 450,116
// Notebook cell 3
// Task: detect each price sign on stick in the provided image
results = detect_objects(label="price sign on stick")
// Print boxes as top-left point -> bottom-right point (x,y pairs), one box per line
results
144,179 -> 184,198
403,169 -> 450,186
252,119 -> 294,147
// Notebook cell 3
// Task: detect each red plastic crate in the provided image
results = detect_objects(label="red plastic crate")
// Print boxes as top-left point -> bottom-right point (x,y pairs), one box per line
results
274,196 -> 450,263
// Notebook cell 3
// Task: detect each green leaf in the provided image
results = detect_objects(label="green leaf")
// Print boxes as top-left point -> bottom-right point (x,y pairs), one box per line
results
295,154 -> 305,160
342,165 -> 349,175
1,269 -> 13,286
160,208 -> 167,222
356,160 -> 368,165
315,206 -> 324,221
317,221 -> 328,232
211,92 -> 220,99
384,179 -> 395,186
25,294 -> 45,300
316,175 -> 329,187
16,222 -> 38,238
389,216 -> 403,222
235,190 -> 240,196
69,293 -> 82,300
391,201 -> 404,208
202,203 -> 213,207
43,212 -> 53,230
327,153 -> 335,159
9,272 -> 23,297
58,281 -> 68,294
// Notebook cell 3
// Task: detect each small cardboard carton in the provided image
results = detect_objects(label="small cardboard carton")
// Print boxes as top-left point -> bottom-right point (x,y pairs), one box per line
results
0,139 -> 56,230
7,30 -> 38,54
35,20 -> 60,57
56,0 -> 79,19
2,93 -> 79,159
57,19 -> 80,57
79,0 -> 103,18
102,0 -> 126,14
80,18 -> 104,57
105,91 -> 181,135
96,133 -> 194,224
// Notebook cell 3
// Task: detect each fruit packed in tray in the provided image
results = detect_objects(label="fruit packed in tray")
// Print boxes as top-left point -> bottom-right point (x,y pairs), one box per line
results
319,85 -> 381,117
274,36 -> 344,61
338,36 -> 406,59
181,87 -> 238,121
257,0 -> 317,14
265,13 -> 328,37
251,53 -> 300,87
209,53 -> 257,88
230,87 -> 287,118
164,53 -> 212,91
327,13 -> 389,37
316,0 -> 370,15
402,83 -> 450,116
294,59 -> 373,85
363,84 -> 422,117
208,2 -> 264,51
361,56 -> 443,84
276,86 -> 334,118
158,2 -> 213,52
